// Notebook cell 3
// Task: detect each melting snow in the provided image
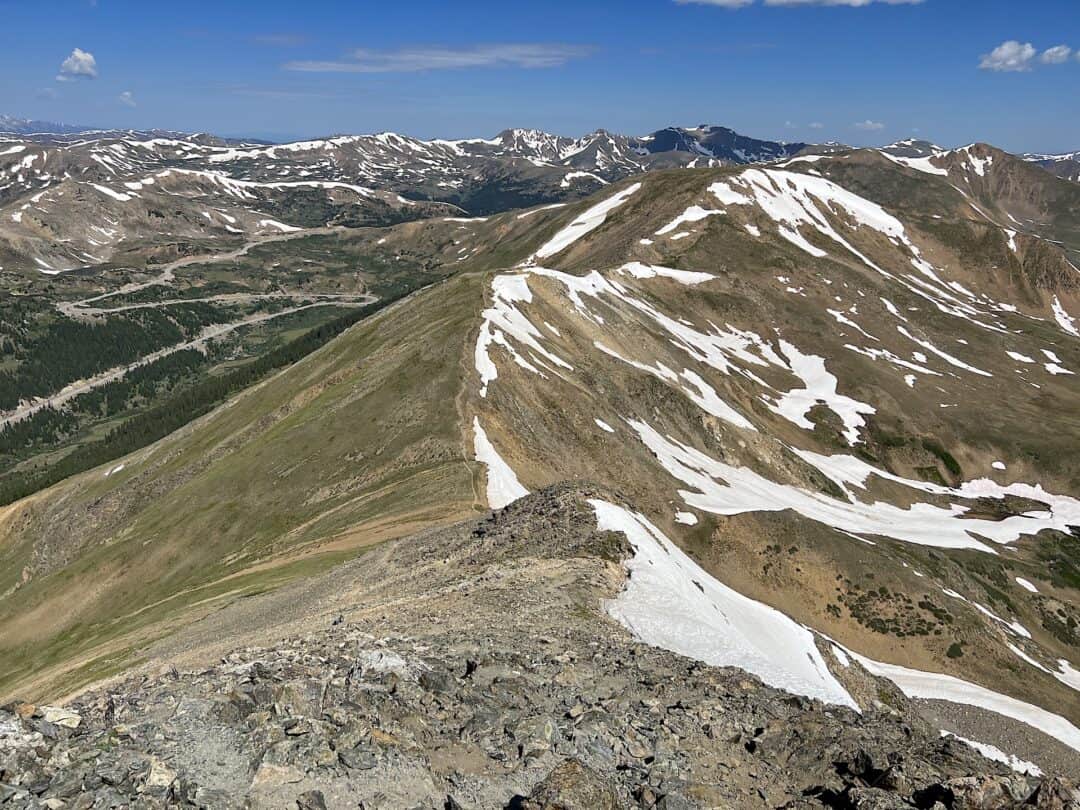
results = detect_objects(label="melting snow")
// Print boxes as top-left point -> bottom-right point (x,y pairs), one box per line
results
708,180 -> 752,206
656,205 -> 723,236
878,151 -> 949,177
962,147 -> 992,177
848,649 -> 1080,754
1008,645 -> 1080,694
472,417 -> 528,509
768,341 -> 876,444
898,326 -> 992,377
530,182 -> 641,261
1055,659 -> 1080,692
475,272 -> 573,397
617,262 -> 715,285
1051,296 -> 1079,337
595,498 -> 858,708
89,183 -> 134,202
941,588 -> 1030,638
704,168 -> 1005,333
1042,349 -> 1074,376
827,309 -> 878,342
516,202 -> 567,220
627,418 -> 1080,553
595,418 -> 615,433
560,170 -> 608,188
940,732 -> 1042,776
258,219 -> 300,232
1007,351 -> 1035,364
1014,577 -> 1038,593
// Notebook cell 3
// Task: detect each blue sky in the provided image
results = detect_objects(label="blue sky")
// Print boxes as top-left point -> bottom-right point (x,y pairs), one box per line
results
0,0 -> 1077,151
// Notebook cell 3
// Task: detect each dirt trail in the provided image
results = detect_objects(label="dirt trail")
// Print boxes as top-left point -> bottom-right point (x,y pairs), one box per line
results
57,225 -> 349,317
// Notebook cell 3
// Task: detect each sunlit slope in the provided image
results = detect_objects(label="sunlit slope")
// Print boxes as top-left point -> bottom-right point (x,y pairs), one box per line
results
2,144 -> 1079,753
467,156 -> 1080,733
0,273 -> 484,699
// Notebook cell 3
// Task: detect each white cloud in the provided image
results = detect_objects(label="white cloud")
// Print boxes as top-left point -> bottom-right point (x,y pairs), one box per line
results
118,90 -> 136,107
854,119 -> 885,131
1040,45 -> 1072,64
57,48 -> 97,81
808,122 -> 825,129
286,43 -> 593,73
676,0 -> 923,6
979,40 -> 1036,72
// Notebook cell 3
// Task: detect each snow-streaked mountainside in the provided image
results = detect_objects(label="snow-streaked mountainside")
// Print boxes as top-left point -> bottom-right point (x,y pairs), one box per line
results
639,124 -> 806,163
2,119 -> 1076,275
0,115 -> 90,136
466,144 -> 1080,768
1,122 -> 1080,787
1024,151 -> 1080,184
0,123 -> 817,275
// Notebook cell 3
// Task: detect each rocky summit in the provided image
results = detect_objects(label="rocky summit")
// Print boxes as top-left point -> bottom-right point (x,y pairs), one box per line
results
1,486 -> 1078,809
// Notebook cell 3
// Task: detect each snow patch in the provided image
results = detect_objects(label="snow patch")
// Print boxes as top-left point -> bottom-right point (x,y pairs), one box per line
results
627,418 -> 1080,553
530,182 -> 641,261
655,205 -> 723,236
596,499 -> 857,708
617,262 -> 716,286
940,732 -> 1042,776
1014,577 -> 1038,593
849,650 -> 1080,754
258,219 -> 300,232
472,417 -> 528,509
768,341 -> 876,445
1052,296 -> 1079,337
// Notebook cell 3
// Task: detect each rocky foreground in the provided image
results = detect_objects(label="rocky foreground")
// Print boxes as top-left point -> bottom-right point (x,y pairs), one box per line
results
2,485 -> 1078,809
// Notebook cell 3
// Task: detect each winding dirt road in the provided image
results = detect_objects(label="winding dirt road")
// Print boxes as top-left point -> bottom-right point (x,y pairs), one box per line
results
2,227 -> 374,428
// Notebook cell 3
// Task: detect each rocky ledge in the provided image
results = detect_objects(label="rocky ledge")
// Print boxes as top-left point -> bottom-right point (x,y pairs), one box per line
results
2,484 -> 1078,809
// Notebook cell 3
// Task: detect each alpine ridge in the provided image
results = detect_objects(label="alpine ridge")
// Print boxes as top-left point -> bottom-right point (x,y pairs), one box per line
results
1,120 -> 1079,809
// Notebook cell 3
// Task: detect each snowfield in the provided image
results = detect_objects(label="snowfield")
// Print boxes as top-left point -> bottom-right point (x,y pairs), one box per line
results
768,340 -> 876,444
594,499 -> 858,709
628,417 -> 1080,553
849,650 -> 1080,754
472,417 -> 529,509
530,182 -> 641,261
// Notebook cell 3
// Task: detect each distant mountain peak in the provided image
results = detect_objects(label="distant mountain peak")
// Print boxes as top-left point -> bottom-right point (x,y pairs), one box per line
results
880,139 -> 945,158
0,115 -> 91,136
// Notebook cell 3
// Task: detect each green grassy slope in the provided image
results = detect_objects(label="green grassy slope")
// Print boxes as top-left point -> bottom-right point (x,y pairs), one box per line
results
0,273 -> 484,700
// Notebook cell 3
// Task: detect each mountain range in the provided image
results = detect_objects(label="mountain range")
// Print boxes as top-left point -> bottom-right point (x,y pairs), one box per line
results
0,117 -> 1079,804
1024,151 -> 1080,184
